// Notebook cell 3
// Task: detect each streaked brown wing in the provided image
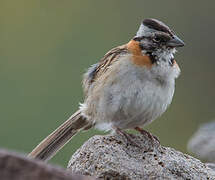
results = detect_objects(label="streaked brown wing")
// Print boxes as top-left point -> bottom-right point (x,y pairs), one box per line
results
83,44 -> 128,95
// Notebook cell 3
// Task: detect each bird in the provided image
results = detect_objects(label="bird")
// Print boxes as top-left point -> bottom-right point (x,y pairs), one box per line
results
28,18 -> 185,162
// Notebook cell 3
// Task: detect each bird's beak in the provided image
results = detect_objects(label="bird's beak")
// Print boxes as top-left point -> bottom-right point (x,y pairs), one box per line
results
167,35 -> 185,48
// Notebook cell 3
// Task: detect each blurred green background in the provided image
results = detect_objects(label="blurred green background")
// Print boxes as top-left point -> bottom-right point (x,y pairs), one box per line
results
0,0 -> 215,167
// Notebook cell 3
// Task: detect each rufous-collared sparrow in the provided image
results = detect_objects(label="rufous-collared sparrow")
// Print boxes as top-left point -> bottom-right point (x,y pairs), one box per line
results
29,18 -> 185,161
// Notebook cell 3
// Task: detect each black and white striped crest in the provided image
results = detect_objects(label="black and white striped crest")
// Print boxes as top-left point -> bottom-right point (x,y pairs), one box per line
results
136,18 -> 174,38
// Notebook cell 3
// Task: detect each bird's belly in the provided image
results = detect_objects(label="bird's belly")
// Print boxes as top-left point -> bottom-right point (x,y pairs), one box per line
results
113,82 -> 174,128
94,76 -> 175,131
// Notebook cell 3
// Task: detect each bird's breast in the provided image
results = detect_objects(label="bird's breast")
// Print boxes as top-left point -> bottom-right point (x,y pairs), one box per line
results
93,58 -> 176,129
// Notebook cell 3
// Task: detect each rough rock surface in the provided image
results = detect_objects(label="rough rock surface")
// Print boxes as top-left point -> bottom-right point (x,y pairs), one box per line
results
68,133 -> 215,180
0,149 -> 94,180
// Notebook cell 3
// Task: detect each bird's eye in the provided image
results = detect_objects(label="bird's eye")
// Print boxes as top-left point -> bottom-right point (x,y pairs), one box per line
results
153,36 -> 162,43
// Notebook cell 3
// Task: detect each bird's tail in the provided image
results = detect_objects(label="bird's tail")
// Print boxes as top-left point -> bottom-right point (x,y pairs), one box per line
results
28,110 -> 89,161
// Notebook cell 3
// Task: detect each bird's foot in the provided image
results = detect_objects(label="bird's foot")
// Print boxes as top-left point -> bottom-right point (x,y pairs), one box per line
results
113,127 -> 141,148
135,127 -> 160,144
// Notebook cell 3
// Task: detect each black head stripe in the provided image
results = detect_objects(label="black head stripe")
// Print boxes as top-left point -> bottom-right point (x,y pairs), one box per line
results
143,19 -> 173,36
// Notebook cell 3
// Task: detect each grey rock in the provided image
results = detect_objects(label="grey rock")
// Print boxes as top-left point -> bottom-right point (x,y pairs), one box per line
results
188,121 -> 215,163
0,149 -> 94,180
68,133 -> 215,180
206,163 -> 215,171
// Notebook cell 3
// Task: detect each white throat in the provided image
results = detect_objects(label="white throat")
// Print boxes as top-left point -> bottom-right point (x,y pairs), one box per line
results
153,48 -> 176,64
149,48 -> 180,82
